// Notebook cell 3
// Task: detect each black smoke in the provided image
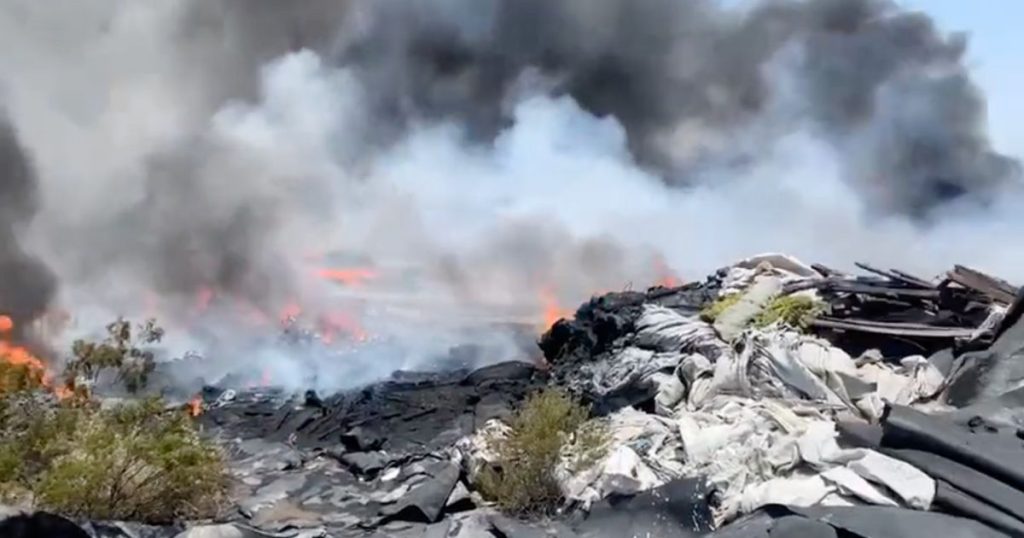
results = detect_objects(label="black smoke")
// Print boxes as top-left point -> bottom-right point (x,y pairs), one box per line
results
288,0 -> 1017,216
0,114 -> 56,326
9,0 -> 1020,315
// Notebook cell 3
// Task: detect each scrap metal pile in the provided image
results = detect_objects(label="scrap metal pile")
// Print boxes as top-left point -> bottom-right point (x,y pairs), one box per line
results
12,254 -> 1024,538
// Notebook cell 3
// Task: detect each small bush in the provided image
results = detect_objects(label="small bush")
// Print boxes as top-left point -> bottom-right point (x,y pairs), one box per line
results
0,318 -> 228,523
475,388 -> 608,515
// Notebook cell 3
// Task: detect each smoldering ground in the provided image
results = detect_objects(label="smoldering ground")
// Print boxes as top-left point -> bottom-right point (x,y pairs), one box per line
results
0,0 -> 1020,391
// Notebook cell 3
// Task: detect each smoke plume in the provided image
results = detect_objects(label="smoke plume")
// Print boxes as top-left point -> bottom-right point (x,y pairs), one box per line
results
0,0 -> 1020,391
0,114 -> 56,329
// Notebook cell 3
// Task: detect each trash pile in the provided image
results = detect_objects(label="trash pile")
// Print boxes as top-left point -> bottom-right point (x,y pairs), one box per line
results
533,253 -> 1024,537
7,253 -> 1024,538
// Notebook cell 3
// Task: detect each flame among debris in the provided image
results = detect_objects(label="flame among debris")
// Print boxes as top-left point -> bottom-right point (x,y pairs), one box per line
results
540,288 -> 573,331
319,311 -> 369,343
654,256 -> 682,288
188,396 -> 203,417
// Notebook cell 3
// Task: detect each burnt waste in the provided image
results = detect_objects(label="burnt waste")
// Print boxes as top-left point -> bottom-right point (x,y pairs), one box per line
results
18,254 -> 1024,538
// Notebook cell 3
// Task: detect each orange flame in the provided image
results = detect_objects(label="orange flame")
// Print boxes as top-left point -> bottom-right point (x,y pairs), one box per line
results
187,395 -> 203,417
319,311 -> 368,343
0,315 -> 70,398
654,256 -> 683,288
540,288 -> 573,330
317,267 -> 378,287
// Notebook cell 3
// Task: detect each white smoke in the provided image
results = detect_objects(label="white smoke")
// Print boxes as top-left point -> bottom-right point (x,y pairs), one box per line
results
1,1 -> 1022,394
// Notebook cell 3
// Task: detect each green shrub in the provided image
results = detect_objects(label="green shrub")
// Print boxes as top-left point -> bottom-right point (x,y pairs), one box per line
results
64,318 -> 164,394
475,388 -> 608,515
752,294 -> 823,329
700,292 -> 823,330
0,361 -> 45,396
699,293 -> 741,323
0,318 -> 228,523
0,394 -> 227,522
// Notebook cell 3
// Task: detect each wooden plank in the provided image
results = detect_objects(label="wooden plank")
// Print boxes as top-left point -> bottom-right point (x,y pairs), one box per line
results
854,262 -> 935,289
811,317 -> 976,338
889,268 -> 936,289
791,278 -> 941,299
855,262 -> 908,283
812,263 -> 848,278
948,265 -> 1018,304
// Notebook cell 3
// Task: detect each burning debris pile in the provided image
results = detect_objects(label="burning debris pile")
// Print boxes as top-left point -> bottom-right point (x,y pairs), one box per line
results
10,253 -> 1024,538
532,253 -> 1024,536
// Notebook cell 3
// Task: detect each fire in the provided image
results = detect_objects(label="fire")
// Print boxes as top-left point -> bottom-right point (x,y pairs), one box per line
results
188,396 -> 203,417
319,311 -> 369,343
0,315 -> 69,398
654,256 -> 683,288
540,288 -> 573,330
317,267 -> 378,287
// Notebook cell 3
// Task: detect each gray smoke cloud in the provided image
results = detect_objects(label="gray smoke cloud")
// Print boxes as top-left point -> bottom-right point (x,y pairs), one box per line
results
0,0 -> 1020,391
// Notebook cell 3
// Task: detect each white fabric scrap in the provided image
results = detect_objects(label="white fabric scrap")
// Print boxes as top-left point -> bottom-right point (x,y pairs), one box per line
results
560,408 -> 685,505
562,444 -> 663,504
674,396 -> 830,519
855,355 -> 944,408
577,347 -> 682,398
820,466 -> 899,506
721,253 -> 821,295
736,473 -> 836,517
650,371 -> 686,416
679,352 -> 717,408
848,451 -> 935,510
635,306 -> 728,358
745,330 -> 850,406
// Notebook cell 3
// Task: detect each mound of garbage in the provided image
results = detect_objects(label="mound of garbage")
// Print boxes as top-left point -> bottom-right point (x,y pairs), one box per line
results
8,253 -> 1024,538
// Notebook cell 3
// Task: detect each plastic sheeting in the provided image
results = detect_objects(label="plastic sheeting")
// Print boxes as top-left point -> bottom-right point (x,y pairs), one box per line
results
946,301 -> 1024,407
882,406 -> 1024,491
875,405 -> 1024,536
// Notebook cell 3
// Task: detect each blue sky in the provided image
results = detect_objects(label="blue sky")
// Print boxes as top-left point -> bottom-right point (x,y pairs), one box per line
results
891,1 -> 1022,159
